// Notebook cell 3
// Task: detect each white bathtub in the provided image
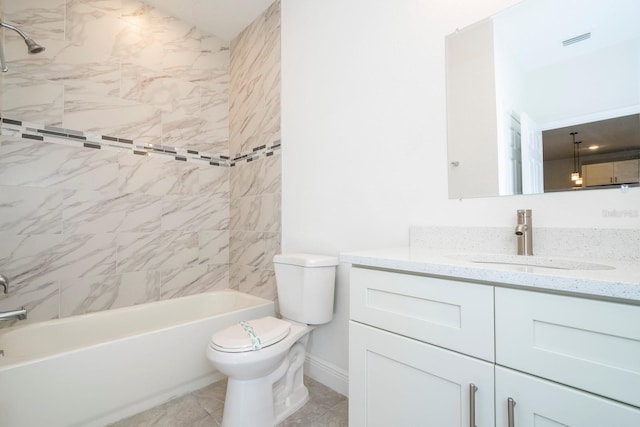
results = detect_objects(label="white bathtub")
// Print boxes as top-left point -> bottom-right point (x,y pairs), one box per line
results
0,290 -> 274,427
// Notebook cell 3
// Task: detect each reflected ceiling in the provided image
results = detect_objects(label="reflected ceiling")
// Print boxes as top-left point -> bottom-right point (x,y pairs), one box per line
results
498,0 -> 640,72
542,114 -> 640,161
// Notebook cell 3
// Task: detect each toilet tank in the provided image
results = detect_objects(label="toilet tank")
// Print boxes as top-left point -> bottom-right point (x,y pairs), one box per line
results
273,254 -> 339,325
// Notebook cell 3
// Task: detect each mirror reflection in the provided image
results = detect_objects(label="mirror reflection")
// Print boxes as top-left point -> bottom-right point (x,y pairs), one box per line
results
446,0 -> 640,199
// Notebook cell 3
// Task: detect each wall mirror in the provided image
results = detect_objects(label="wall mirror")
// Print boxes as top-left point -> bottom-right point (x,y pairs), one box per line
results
446,0 -> 640,199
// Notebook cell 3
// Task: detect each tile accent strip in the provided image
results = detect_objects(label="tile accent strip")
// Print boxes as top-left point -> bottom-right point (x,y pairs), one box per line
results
0,117 -> 281,168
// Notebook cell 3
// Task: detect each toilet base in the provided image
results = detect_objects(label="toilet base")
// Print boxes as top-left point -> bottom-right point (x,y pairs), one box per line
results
220,377 -> 310,427
220,340 -> 310,427
274,383 -> 309,425
221,376 -> 275,427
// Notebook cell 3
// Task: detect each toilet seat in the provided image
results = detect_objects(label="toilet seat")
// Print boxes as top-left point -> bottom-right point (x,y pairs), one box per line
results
211,316 -> 291,353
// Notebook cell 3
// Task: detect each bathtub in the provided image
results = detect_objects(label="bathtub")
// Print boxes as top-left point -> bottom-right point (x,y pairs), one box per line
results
0,290 -> 274,427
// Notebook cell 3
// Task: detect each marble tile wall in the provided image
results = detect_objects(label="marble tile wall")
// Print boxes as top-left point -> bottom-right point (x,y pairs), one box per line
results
230,155 -> 282,302
0,133 -> 230,326
229,1 -> 282,301
0,0 -> 232,327
0,0 -> 282,327
229,1 -> 281,156
1,0 -> 230,154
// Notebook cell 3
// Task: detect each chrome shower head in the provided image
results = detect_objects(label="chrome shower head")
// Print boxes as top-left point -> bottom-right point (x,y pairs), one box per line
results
25,38 -> 45,54
0,21 -> 45,72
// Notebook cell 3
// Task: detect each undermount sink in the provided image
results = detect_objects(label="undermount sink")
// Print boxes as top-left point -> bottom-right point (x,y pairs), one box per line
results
447,253 -> 615,271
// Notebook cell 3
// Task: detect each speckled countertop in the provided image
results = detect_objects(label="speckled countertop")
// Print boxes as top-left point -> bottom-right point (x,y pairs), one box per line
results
340,247 -> 640,303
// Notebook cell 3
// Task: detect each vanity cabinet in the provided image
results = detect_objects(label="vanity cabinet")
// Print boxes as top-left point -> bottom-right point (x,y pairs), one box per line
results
349,266 -> 640,426
582,159 -> 639,186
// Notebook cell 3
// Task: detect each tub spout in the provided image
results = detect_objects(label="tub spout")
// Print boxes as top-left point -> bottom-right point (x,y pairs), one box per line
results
0,274 -> 8,295
0,307 -> 27,321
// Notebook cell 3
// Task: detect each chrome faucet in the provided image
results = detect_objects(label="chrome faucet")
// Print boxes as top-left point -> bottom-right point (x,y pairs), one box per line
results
0,307 -> 27,321
0,274 -> 28,321
0,274 -> 8,295
515,209 -> 533,256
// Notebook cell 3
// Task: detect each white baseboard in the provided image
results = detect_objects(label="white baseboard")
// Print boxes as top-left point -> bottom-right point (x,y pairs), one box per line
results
304,353 -> 349,397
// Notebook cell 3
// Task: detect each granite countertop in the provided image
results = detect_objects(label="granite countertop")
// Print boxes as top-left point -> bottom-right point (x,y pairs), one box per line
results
340,247 -> 640,303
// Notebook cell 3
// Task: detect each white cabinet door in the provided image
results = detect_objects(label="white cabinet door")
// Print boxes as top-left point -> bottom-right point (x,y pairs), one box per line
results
496,367 -> 640,427
349,321 -> 494,427
583,162 -> 614,186
614,159 -> 640,183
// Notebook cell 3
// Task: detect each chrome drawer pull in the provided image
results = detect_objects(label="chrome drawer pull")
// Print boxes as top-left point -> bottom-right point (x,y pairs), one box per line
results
507,397 -> 516,427
469,383 -> 478,427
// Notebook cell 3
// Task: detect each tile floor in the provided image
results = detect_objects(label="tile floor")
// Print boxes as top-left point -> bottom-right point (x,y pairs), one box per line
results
110,376 -> 348,427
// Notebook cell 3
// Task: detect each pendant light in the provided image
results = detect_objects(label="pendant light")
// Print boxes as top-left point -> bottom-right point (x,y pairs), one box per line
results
570,132 -> 582,184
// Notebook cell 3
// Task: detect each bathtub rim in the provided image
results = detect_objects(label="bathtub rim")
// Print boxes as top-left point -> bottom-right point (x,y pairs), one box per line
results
0,289 -> 274,369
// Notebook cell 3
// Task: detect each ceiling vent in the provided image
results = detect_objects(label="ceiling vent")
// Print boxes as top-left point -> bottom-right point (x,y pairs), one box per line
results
562,32 -> 591,47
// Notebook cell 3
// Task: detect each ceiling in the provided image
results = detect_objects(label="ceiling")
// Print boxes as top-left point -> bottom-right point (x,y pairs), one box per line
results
143,0 -> 275,41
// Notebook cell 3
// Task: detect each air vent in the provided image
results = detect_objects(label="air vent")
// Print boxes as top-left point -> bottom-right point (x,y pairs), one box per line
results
562,32 -> 591,47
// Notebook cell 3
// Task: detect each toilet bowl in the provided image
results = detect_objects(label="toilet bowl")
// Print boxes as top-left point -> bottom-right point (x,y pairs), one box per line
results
206,317 -> 312,426
207,316 -> 310,380
206,253 -> 338,427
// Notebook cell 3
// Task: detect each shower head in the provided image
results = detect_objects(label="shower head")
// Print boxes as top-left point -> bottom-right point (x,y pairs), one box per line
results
0,21 -> 45,72
0,21 -> 46,54
24,38 -> 45,54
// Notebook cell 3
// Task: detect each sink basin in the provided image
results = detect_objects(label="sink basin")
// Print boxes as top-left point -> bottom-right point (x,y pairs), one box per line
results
447,254 -> 615,271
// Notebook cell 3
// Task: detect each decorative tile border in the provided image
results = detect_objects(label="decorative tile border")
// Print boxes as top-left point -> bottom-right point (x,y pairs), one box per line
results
0,117 -> 281,168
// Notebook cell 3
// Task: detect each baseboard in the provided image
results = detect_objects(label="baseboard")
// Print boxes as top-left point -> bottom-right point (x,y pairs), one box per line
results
304,353 -> 349,397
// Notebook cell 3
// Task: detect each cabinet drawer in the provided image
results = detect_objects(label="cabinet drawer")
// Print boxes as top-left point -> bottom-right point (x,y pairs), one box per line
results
496,287 -> 640,407
350,267 -> 494,361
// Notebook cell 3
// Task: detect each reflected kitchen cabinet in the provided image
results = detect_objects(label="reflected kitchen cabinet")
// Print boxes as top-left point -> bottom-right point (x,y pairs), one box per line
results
583,159 -> 640,187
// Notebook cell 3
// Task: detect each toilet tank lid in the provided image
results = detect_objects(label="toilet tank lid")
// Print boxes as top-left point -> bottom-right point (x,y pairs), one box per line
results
274,253 -> 339,267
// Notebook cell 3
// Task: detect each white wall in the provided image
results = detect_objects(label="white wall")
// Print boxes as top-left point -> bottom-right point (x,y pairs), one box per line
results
281,0 -> 640,390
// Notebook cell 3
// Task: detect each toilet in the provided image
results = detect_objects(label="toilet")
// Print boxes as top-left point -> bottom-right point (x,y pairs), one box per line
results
206,253 -> 339,427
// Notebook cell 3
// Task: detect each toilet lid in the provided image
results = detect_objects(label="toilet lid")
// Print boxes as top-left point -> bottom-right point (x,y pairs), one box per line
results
210,316 -> 291,353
